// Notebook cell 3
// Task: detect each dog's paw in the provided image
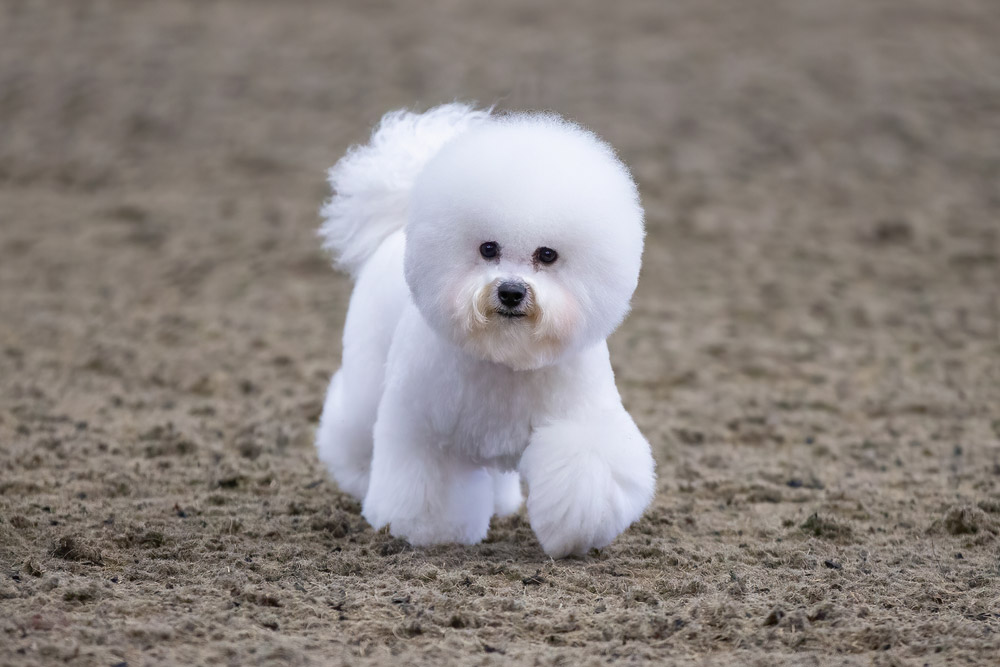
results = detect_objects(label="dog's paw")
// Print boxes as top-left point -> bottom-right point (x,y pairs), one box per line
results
362,460 -> 494,547
519,411 -> 655,558
380,514 -> 489,547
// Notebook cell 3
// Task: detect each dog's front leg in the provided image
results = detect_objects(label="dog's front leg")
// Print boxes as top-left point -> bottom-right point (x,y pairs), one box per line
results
361,391 -> 494,547
519,406 -> 656,558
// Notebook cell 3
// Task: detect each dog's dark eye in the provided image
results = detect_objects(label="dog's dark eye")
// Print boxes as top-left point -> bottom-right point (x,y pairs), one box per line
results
535,247 -> 558,264
479,242 -> 500,259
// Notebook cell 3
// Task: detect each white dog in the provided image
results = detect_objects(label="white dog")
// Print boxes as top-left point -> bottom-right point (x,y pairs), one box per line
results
315,104 -> 655,558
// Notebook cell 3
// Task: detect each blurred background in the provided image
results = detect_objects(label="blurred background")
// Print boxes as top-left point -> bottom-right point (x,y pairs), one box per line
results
1,1 -> 999,665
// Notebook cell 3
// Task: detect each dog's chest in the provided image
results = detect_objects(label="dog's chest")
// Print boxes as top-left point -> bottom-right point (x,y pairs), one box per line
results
443,365 -> 557,467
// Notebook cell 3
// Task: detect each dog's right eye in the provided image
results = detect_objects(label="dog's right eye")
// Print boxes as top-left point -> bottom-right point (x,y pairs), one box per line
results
479,242 -> 500,259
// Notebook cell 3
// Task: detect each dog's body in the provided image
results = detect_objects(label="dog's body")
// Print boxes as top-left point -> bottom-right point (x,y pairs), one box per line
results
316,104 -> 655,557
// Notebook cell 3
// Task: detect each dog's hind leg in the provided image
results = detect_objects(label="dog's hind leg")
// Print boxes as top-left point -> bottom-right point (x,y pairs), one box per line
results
316,232 -> 408,501
491,469 -> 523,518
316,370 -> 377,500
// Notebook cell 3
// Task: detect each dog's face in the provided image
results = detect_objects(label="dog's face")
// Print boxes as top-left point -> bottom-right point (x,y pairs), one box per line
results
404,115 -> 644,371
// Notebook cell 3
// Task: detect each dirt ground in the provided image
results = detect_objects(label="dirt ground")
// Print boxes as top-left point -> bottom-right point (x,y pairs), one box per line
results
1,0 -> 999,665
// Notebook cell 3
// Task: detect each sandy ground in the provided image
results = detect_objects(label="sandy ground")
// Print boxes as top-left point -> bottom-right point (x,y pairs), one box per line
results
1,0 -> 999,665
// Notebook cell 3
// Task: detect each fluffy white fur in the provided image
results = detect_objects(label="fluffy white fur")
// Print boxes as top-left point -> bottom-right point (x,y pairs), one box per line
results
315,103 -> 655,557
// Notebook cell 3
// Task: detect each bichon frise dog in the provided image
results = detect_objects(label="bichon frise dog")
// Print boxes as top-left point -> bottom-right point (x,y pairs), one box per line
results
315,103 -> 655,557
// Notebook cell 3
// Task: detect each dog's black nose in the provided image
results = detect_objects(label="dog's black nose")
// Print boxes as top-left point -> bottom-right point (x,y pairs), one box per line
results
497,281 -> 526,308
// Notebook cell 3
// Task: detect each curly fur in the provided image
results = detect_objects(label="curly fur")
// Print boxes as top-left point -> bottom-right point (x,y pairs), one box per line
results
315,103 -> 655,557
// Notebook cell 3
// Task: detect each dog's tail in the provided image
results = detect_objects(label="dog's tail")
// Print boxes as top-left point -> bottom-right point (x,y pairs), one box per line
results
319,103 -> 490,278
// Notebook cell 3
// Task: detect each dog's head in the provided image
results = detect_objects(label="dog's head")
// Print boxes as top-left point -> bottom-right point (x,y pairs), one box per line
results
404,114 -> 644,371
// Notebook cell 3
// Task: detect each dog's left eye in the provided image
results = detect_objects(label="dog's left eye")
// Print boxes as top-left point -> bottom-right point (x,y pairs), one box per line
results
479,242 -> 500,259
535,247 -> 558,264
